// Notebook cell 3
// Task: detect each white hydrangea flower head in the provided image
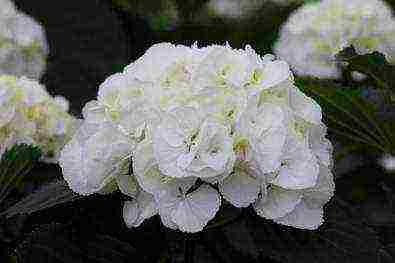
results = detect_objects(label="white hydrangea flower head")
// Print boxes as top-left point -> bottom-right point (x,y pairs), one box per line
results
0,75 -> 78,162
60,42 -> 334,232
0,0 -> 48,79
274,0 -> 395,78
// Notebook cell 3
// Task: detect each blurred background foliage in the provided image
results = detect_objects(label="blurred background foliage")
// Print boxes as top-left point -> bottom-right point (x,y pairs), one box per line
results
0,0 -> 395,262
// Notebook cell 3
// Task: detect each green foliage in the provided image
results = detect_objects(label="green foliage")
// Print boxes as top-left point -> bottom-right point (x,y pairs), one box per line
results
243,198 -> 381,263
0,180 -> 82,218
17,223 -> 144,263
336,46 -> 395,93
0,144 -> 41,206
296,77 -> 394,158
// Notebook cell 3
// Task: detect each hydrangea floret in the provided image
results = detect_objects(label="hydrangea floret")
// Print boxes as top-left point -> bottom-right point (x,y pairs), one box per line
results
0,75 -> 78,162
59,43 -> 334,233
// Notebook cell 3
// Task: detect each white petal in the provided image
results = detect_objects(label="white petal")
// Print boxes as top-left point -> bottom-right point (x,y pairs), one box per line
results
157,190 -> 180,230
169,106 -> 201,134
153,131 -> 186,178
188,119 -> 234,178
219,169 -> 260,208
125,43 -> 190,82
254,186 -> 302,219
156,113 -> 185,147
123,201 -> 139,227
238,102 -> 287,174
134,139 -> 196,197
274,201 -> 323,230
0,104 -> 15,127
303,164 -> 335,209
133,140 -> 164,194
260,60 -> 291,89
308,124 -> 333,167
252,130 -> 286,174
201,152 -> 235,184
123,190 -> 158,228
53,96 -> 70,112
177,152 -> 196,170
272,139 -> 319,190
117,173 -> 138,198
59,124 -> 133,195
289,87 -> 322,125
171,185 -> 221,233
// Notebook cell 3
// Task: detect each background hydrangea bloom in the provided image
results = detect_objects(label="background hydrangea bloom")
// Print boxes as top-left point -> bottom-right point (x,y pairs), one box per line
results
274,0 -> 395,78
379,154 -> 395,172
0,0 -> 48,79
206,0 -> 303,19
60,43 -> 334,233
0,75 -> 78,162
207,0 -> 265,19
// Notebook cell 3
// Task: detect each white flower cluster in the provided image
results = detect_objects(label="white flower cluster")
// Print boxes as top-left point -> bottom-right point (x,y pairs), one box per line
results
0,75 -> 78,162
274,0 -> 395,78
0,0 -> 48,79
59,43 -> 334,233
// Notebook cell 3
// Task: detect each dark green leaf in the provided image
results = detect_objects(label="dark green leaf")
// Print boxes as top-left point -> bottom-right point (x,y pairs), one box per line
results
0,180 -> 82,218
296,77 -> 392,154
17,222 -> 145,263
0,144 -> 41,206
335,46 -> 395,92
245,198 -> 381,263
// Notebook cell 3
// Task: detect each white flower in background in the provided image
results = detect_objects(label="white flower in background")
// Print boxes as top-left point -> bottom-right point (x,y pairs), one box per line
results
379,154 -> 395,172
0,0 -> 48,79
0,75 -> 78,162
274,0 -> 395,78
207,0 -> 265,19
60,42 -> 334,232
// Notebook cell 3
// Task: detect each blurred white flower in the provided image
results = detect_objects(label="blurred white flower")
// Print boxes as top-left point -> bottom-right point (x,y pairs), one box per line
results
60,42 -> 334,232
0,75 -> 78,162
207,0 -> 264,19
274,0 -> 395,78
379,154 -> 395,172
0,0 -> 48,79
